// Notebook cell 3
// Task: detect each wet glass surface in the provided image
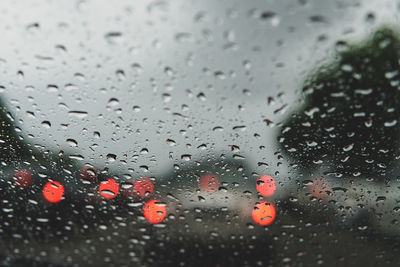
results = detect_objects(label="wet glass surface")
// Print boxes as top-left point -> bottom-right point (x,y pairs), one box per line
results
0,0 -> 400,266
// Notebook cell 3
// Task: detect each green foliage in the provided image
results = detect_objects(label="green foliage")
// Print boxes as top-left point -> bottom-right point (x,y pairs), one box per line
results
278,27 -> 400,178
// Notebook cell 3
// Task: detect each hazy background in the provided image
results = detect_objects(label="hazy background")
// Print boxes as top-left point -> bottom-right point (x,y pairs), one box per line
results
0,0 -> 398,181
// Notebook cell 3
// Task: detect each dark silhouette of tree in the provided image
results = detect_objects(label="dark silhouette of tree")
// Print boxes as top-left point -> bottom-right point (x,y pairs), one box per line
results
0,97 -> 33,163
278,27 -> 400,180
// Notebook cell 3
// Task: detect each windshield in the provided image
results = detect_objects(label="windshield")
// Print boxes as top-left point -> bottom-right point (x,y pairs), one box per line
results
0,0 -> 400,266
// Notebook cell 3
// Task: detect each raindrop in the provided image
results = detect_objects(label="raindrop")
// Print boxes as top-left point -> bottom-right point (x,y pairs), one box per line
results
214,71 -> 226,80
41,121 -> 51,128
26,22 -> 40,32
309,15 -> 328,23
233,125 -> 246,131
66,139 -> 78,147
116,70 -> 125,80
68,111 -> 88,119
213,126 -> 224,131
260,11 -> 280,26
69,154 -> 84,160
365,12 -> 375,23
36,218 -> 49,223
107,154 -> 117,162
384,120 -> 397,127
65,83 -> 78,91
343,143 -> 354,152
197,92 -> 207,101
47,84 -> 58,92
181,154 -> 192,161
335,41 -> 350,52
166,139 -> 176,146
162,93 -> 172,103
108,98 -> 120,106
105,32 -> 124,45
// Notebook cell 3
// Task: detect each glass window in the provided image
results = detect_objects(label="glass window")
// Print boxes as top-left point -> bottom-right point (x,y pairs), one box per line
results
0,0 -> 399,266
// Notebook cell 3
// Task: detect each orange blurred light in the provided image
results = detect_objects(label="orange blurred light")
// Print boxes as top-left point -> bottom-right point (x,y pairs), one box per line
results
309,178 -> 331,201
143,199 -> 167,224
134,177 -> 154,197
256,175 -> 276,197
199,174 -> 220,192
252,201 -> 276,226
99,178 -> 119,199
42,181 -> 64,203
12,169 -> 32,189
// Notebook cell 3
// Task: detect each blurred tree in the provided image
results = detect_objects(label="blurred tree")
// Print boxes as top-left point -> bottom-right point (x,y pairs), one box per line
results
0,97 -> 33,163
278,27 -> 400,179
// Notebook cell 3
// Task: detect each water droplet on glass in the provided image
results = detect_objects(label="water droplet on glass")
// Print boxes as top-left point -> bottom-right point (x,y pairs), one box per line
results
105,32 -> 124,45
107,154 -> 117,162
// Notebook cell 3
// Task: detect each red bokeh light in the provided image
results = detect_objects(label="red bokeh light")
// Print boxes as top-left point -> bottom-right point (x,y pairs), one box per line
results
121,178 -> 154,198
309,178 -> 331,201
134,177 -> 154,197
99,178 -> 119,199
256,175 -> 276,197
42,181 -> 65,203
79,165 -> 98,183
199,174 -> 220,192
143,199 -> 167,224
12,169 -> 32,189
252,201 -> 276,226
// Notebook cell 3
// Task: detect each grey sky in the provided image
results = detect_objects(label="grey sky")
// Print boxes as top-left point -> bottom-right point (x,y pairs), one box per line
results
0,0 -> 398,179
